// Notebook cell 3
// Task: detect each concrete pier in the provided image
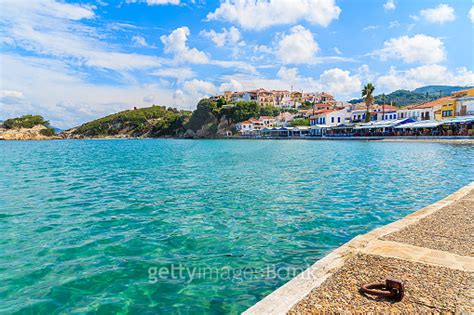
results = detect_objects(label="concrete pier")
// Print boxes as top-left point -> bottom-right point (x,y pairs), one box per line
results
244,183 -> 474,314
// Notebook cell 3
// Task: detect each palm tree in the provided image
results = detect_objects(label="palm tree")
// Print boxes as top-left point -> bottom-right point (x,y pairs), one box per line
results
362,83 -> 375,122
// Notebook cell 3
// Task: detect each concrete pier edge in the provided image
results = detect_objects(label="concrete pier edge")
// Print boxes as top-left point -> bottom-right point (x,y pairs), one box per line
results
244,182 -> 474,315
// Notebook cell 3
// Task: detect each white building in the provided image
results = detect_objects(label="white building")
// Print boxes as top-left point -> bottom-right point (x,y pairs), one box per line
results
274,112 -> 295,127
398,102 -> 438,121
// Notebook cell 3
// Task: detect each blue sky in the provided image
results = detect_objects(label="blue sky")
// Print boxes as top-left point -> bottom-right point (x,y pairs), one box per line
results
0,0 -> 473,128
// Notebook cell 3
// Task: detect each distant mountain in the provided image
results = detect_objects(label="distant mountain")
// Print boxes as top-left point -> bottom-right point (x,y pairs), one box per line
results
413,85 -> 473,95
52,127 -> 63,134
349,85 -> 473,107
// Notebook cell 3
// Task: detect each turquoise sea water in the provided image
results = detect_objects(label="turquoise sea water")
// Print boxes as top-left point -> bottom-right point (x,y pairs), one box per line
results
0,139 -> 473,314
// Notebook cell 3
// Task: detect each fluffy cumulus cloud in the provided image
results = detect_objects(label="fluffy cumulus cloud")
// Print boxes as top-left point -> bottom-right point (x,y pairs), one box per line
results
377,65 -> 474,91
207,0 -> 341,30
383,0 -> 395,11
219,79 -> 243,92
200,27 -> 241,47
469,6 -> 474,23
160,27 -> 209,63
319,68 -> 361,98
277,25 -> 319,64
173,79 -> 217,107
372,34 -> 446,64
419,4 -> 456,24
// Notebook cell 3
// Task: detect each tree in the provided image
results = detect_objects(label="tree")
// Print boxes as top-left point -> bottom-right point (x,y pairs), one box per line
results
230,101 -> 260,122
3,115 -> 51,129
187,99 -> 216,131
289,118 -> 310,126
362,83 -> 375,122
259,106 -> 280,117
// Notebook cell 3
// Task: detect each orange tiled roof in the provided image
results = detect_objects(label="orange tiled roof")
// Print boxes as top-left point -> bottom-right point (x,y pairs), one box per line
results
375,104 -> 399,111
404,96 -> 454,110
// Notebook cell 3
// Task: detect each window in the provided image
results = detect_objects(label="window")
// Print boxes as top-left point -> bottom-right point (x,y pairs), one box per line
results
442,110 -> 453,117
337,117 -> 341,123
331,117 -> 334,123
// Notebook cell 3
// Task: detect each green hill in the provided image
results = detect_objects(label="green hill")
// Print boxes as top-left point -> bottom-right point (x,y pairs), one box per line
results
2,115 -> 55,136
413,85 -> 473,95
67,106 -> 191,138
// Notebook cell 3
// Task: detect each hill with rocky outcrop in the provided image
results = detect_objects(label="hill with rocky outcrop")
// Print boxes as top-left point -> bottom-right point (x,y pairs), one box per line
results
0,115 -> 58,140
62,106 -> 191,139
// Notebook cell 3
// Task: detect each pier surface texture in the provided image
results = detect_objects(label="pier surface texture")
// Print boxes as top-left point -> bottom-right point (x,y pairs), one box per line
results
244,182 -> 474,314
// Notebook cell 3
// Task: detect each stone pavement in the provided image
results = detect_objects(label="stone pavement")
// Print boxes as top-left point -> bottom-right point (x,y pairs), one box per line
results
244,183 -> 474,314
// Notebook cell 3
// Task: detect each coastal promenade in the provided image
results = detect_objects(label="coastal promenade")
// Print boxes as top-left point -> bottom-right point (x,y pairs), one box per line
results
245,183 -> 474,314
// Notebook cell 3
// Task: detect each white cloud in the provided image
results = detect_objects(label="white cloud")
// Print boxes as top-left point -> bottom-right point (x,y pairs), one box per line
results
371,34 -> 446,64
151,67 -> 195,81
132,35 -> 149,47
219,79 -> 243,92
173,79 -> 217,107
319,68 -> 361,98
126,0 -> 180,5
207,0 -> 341,30
200,27 -> 241,47
277,25 -> 319,64
420,4 -> 456,24
276,66 -> 301,82
383,0 -> 395,11
469,6 -> 474,23
0,90 -> 25,104
0,0 -> 165,71
334,47 -> 342,55
376,65 -> 474,91
160,27 -> 209,64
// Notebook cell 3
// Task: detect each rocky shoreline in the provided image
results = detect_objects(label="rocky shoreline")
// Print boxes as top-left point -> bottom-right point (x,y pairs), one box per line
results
0,125 -> 62,140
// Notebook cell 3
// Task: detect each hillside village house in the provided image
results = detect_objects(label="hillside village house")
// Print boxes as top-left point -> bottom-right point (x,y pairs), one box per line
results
371,104 -> 399,120
214,89 -> 335,109
452,89 -> 474,116
274,112 -> 295,127
435,97 -> 456,120
230,87 -> 474,137
259,116 -> 276,127
236,121 -> 252,135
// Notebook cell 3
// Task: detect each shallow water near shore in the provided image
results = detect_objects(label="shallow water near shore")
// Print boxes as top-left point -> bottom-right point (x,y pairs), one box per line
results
0,139 -> 473,314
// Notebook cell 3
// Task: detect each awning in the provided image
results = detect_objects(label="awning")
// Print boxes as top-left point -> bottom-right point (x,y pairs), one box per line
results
441,116 -> 474,124
310,124 -> 331,129
395,120 -> 443,129
355,118 -> 414,130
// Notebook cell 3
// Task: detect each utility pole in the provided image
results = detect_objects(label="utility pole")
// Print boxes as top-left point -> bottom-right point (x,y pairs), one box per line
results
382,93 -> 385,120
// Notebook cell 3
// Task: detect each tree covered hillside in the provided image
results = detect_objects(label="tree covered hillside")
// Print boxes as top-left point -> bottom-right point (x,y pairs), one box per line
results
2,115 -> 55,136
68,106 -> 191,138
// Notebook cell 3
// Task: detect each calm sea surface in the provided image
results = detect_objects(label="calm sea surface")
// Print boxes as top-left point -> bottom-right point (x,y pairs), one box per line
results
1,139 -> 473,314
